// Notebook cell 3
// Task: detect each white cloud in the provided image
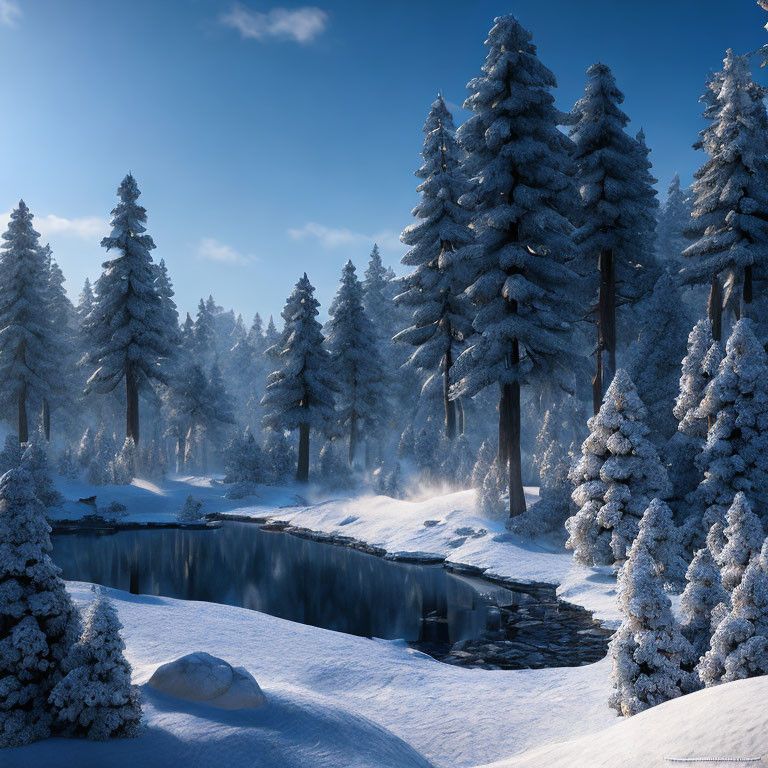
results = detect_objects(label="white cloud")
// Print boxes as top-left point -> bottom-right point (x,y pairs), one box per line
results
0,0 -> 21,28
287,222 -> 404,254
220,3 -> 328,44
196,237 -> 253,265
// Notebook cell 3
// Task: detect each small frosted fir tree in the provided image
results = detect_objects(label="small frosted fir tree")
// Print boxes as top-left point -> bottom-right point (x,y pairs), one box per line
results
83,174 -> 172,444
263,430 -> 295,485
49,594 -> 141,740
680,547 -> 729,660
692,320 -> 768,537
697,539 -> 768,685
75,427 -> 95,472
177,495 -> 203,522
0,462 -> 78,747
224,427 -> 266,485
718,492 -> 764,592
635,499 -> 687,590
656,172 -> 692,265
317,440 -> 353,489
512,404 -> 576,537
22,438 -> 64,508
111,438 -> 136,486
262,274 -> 336,482
566,370 -> 671,567
471,439 -> 496,490
609,540 -> 695,717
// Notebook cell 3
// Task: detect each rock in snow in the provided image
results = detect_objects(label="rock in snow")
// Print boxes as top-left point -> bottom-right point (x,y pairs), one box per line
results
148,652 -> 266,710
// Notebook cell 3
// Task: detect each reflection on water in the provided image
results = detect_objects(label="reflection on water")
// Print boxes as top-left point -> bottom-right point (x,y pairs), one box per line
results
51,523 -> 494,644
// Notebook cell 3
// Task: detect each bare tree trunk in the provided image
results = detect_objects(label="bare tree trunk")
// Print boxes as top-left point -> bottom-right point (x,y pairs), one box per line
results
592,344 -> 603,416
18,385 -> 28,444
597,249 -> 616,395
297,422 -> 310,482
709,275 -> 723,342
743,264 -> 753,317
41,397 -> 51,441
126,368 -> 139,444
444,346 -> 456,440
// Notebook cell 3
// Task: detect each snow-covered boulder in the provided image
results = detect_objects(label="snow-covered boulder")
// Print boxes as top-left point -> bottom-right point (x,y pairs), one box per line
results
147,652 -> 266,710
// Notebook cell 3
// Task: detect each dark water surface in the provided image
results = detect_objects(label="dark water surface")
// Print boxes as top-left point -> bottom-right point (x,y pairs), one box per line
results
51,522 -> 497,644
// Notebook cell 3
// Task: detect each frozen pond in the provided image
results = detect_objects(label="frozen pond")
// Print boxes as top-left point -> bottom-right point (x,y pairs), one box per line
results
51,522 -> 499,646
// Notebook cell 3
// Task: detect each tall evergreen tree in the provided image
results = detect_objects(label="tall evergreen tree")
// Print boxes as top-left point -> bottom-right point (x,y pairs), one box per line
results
683,50 -> 768,340
362,244 -> 392,339
193,297 -> 216,364
83,174 -> 171,444
450,14 -> 582,517
154,258 -> 180,354
396,94 -> 473,439
262,274 -> 336,482
325,261 -> 388,464
569,63 -> 659,412
76,277 -> 95,324
0,202 -> 59,443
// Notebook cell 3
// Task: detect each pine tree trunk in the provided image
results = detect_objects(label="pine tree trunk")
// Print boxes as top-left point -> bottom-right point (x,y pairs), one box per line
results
126,368 -> 140,445
709,275 -> 723,342
504,337 -> 526,518
349,414 -> 358,466
743,265 -> 753,316
18,386 -> 28,444
444,347 -> 456,440
297,422 -> 310,482
598,249 -> 616,393
176,435 -> 185,474
592,344 -> 603,416
41,397 -> 51,441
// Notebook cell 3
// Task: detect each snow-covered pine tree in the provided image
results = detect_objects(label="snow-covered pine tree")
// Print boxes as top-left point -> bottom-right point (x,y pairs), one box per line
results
450,14 -> 582,518
698,538 -> 768,685
177,495 -> 203,522
154,258 -> 180,360
683,50 -> 768,340
0,461 -> 78,747
207,359 -> 235,449
262,429 -> 294,485
680,546 -> 730,660
193,297 -> 216,365
626,271 -> 693,442
395,94 -> 473,440
179,313 -> 195,355
262,274 -> 336,482
609,539 -> 695,716
692,320 -> 768,538
569,63 -> 659,411
656,173 -> 692,265
0,202 -> 60,443
566,369 -> 671,567
49,594 -> 141,740
707,520 -> 728,561
42,245 -> 79,441
224,427 -> 266,485
82,174 -> 171,444
325,261 -> 387,465
23,437 -> 64,507
362,244 -> 393,341
674,320 -> 716,440
0,434 -> 22,475
76,277 -> 95,324
718,492 -> 764,592
318,440 -> 353,488
635,498 -> 687,589
471,438 -> 497,490
111,438 -> 136,485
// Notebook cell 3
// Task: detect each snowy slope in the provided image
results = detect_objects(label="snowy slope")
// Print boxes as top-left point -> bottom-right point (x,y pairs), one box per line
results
4,583 -> 617,768
483,675 -> 768,768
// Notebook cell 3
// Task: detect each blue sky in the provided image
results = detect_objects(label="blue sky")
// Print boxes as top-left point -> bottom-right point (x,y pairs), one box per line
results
0,0 -> 766,324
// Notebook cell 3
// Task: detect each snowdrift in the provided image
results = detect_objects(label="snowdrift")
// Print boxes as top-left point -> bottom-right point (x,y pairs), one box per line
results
485,675 -> 768,768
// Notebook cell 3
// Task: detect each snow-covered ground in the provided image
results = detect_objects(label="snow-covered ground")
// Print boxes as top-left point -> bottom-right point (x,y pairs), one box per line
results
5,582 -> 616,768
49,475 -> 621,626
